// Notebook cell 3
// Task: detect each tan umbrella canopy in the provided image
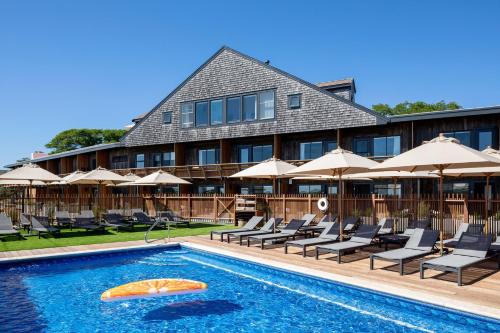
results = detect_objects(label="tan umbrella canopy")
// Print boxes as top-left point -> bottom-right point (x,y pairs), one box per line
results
287,147 -> 379,240
133,170 -> 191,185
68,167 -> 128,186
49,170 -> 87,185
0,179 -> 46,186
440,147 -> 500,232
109,173 -> 141,187
371,134 -> 500,253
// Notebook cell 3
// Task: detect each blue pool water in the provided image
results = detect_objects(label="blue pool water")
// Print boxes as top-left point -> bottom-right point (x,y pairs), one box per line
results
0,245 -> 499,333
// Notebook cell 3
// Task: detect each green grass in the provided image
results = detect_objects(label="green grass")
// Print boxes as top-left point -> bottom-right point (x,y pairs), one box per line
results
0,223 -> 235,252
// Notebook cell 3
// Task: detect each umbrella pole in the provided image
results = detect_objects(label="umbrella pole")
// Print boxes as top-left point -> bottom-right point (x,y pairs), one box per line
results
439,168 -> 444,255
338,170 -> 343,241
485,175 -> 490,234
273,177 -> 277,233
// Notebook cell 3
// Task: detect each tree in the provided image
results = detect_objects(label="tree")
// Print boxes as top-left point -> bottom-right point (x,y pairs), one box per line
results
45,129 -> 127,154
372,101 -> 461,116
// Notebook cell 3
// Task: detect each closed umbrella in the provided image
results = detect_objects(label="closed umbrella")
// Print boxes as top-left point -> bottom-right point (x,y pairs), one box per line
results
287,148 -> 379,240
230,157 -> 297,232
441,147 -> 500,232
371,134 -> 500,253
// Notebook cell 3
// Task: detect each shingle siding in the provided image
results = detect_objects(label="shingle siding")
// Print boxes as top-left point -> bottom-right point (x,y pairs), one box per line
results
124,48 -> 384,147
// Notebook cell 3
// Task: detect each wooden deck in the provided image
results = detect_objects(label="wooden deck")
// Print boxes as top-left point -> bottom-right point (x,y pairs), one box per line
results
1,236 -> 499,318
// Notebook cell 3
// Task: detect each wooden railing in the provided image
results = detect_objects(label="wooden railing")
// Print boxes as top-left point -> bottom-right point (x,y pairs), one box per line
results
1,193 -> 499,236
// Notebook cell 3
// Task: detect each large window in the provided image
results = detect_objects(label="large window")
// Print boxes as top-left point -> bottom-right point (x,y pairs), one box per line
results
374,183 -> 401,197
195,101 -> 209,127
162,152 -> 175,166
240,185 -> 273,195
210,99 -> 223,125
181,103 -> 194,128
443,129 -> 495,150
198,185 -> 224,194
162,111 -> 172,124
243,95 -> 257,121
198,148 -> 220,165
444,131 -> 471,147
111,155 -> 128,169
258,90 -> 275,119
299,140 -> 336,160
354,136 -> 400,158
135,154 -> 145,168
151,153 -> 162,167
297,184 -> 337,194
238,145 -> 272,163
226,97 -> 241,123
478,130 -> 493,150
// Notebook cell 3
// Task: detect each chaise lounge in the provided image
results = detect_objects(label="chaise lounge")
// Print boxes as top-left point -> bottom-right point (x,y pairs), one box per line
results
210,216 -> 263,242
31,216 -> 61,238
0,213 -> 22,239
315,224 -> 381,263
442,222 -> 484,248
73,217 -> 105,233
54,211 -> 73,228
247,219 -> 306,249
159,210 -> 190,226
227,218 -> 283,244
370,229 -> 439,275
285,222 -> 341,257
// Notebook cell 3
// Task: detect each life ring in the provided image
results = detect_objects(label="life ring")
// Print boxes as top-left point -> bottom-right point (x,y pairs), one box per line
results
101,278 -> 207,302
317,198 -> 329,212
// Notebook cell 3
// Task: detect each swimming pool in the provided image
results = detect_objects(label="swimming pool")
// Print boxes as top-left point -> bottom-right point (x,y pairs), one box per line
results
0,245 -> 499,333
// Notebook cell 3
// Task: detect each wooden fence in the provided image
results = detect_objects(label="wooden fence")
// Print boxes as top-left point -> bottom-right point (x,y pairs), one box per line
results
1,193 -> 499,236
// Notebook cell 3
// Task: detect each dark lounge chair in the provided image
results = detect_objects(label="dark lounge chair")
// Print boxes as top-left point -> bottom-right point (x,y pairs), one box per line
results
102,213 -> 134,231
54,211 -> 73,228
376,217 -> 394,236
420,233 -> 497,286
0,213 -> 21,239
227,218 -> 284,244
379,219 -> 431,250
285,222 -> 341,257
443,223 -> 485,248
133,211 -> 164,228
159,210 -> 190,226
210,216 -> 263,242
340,216 -> 362,234
20,214 -> 31,231
31,215 -> 60,238
73,217 -> 105,233
315,224 -> 381,263
300,214 -> 337,237
370,229 -> 440,275
247,219 -> 307,250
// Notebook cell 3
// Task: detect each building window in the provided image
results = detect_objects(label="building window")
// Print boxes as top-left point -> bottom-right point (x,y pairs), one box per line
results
354,138 -> 370,157
298,184 -> 322,194
300,142 -> 323,160
258,90 -> 275,119
240,185 -> 273,195
111,155 -> 128,169
288,94 -> 301,109
162,111 -> 172,124
239,144 -> 273,163
162,152 -> 175,166
198,185 -> 224,194
373,136 -> 401,158
181,103 -> 194,128
151,153 -> 162,167
444,131 -> 471,147
325,140 -> 337,152
226,96 -> 241,123
238,146 -> 251,163
374,183 -> 401,197
478,130 -> 493,150
135,154 -> 145,168
195,101 -> 209,127
198,148 -> 220,165
243,95 -> 257,121
210,99 -> 223,125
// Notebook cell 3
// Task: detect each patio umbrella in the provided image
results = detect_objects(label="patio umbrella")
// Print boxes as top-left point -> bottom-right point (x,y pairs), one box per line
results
68,167 -> 129,217
109,172 -> 141,187
0,163 -> 62,215
286,147 -> 379,240
371,134 -> 500,253
440,147 -> 500,232
230,157 -> 297,232
0,179 -> 47,186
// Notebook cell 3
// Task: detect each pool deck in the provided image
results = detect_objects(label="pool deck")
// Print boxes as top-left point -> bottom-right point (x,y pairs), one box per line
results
1,235 -> 500,320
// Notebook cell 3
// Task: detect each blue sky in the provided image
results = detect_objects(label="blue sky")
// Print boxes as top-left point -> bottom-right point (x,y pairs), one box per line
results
1,0 -> 499,168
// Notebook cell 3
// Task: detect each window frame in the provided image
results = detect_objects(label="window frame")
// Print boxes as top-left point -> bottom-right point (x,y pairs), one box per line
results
195,101 -> 209,128
258,90 -> 275,120
242,94 -> 257,122
180,102 -> 194,128
162,111 -> 172,124
209,99 -> 224,126
288,93 -> 302,109
226,96 -> 242,124
135,153 -> 145,168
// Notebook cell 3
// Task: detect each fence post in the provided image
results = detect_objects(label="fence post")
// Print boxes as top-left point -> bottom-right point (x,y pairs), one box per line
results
371,194 -> 376,224
282,194 -> 286,221
213,194 -> 217,224
463,196 -> 469,223
188,194 -> 192,221
308,194 -> 312,214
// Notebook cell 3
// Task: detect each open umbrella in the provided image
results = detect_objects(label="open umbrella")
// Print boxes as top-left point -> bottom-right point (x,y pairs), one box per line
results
287,147 -> 379,240
0,163 -> 62,216
230,157 -> 297,232
371,134 -> 500,253
68,167 -> 129,217
440,147 -> 500,232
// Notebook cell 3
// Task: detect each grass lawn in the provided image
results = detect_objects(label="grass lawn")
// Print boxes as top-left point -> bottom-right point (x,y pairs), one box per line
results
0,223 -> 235,252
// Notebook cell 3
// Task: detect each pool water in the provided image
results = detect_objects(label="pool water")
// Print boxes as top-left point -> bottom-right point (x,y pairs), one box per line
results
0,245 -> 499,333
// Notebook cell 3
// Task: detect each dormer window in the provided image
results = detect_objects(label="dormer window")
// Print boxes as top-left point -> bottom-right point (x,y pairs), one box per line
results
162,111 -> 172,124
288,94 -> 301,109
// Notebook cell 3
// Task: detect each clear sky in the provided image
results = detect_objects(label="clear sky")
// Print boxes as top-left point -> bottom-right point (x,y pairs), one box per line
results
1,0 -> 499,168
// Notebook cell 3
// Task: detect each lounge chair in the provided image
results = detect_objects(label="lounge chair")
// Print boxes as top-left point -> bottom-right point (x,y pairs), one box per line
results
420,233 -> 496,286
376,217 -> 394,236
379,219 -> 431,250
341,216 -> 362,234
73,217 -> 105,233
31,215 -> 60,238
20,214 -> 31,231
285,222 -> 342,257
370,229 -> 440,275
300,214 -> 337,236
159,210 -> 190,226
102,213 -> 134,231
54,211 -> 73,228
315,224 -> 381,263
443,223 -> 485,248
227,218 -> 284,244
0,213 -> 21,239
133,212 -> 165,228
210,216 -> 264,242
247,219 -> 307,249
80,210 -> 95,218
491,234 -> 500,253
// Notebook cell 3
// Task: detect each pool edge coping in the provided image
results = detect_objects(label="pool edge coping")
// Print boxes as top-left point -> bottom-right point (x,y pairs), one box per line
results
181,241 -> 500,321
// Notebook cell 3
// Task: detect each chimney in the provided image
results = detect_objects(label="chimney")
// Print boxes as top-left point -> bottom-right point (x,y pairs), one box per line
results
317,78 -> 356,102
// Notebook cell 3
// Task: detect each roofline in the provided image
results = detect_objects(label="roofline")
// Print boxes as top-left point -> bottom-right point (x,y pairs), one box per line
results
388,105 -> 500,122
4,142 -> 124,169
122,46 -> 387,141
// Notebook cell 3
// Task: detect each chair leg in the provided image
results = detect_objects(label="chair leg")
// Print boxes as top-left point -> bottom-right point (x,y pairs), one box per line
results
370,256 -> 374,270
227,234 -> 231,243
419,263 -> 425,279
315,248 -> 319,260
303,246 -> 306,257
284,244 -> 288,254
457,268 -> 462,286
220,233 -> 223,242
261,239 -> 264,250
247,238 -> 250,247
210,232 -> 213,240
337,251 -> 341,264
399,260 -> 404,275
